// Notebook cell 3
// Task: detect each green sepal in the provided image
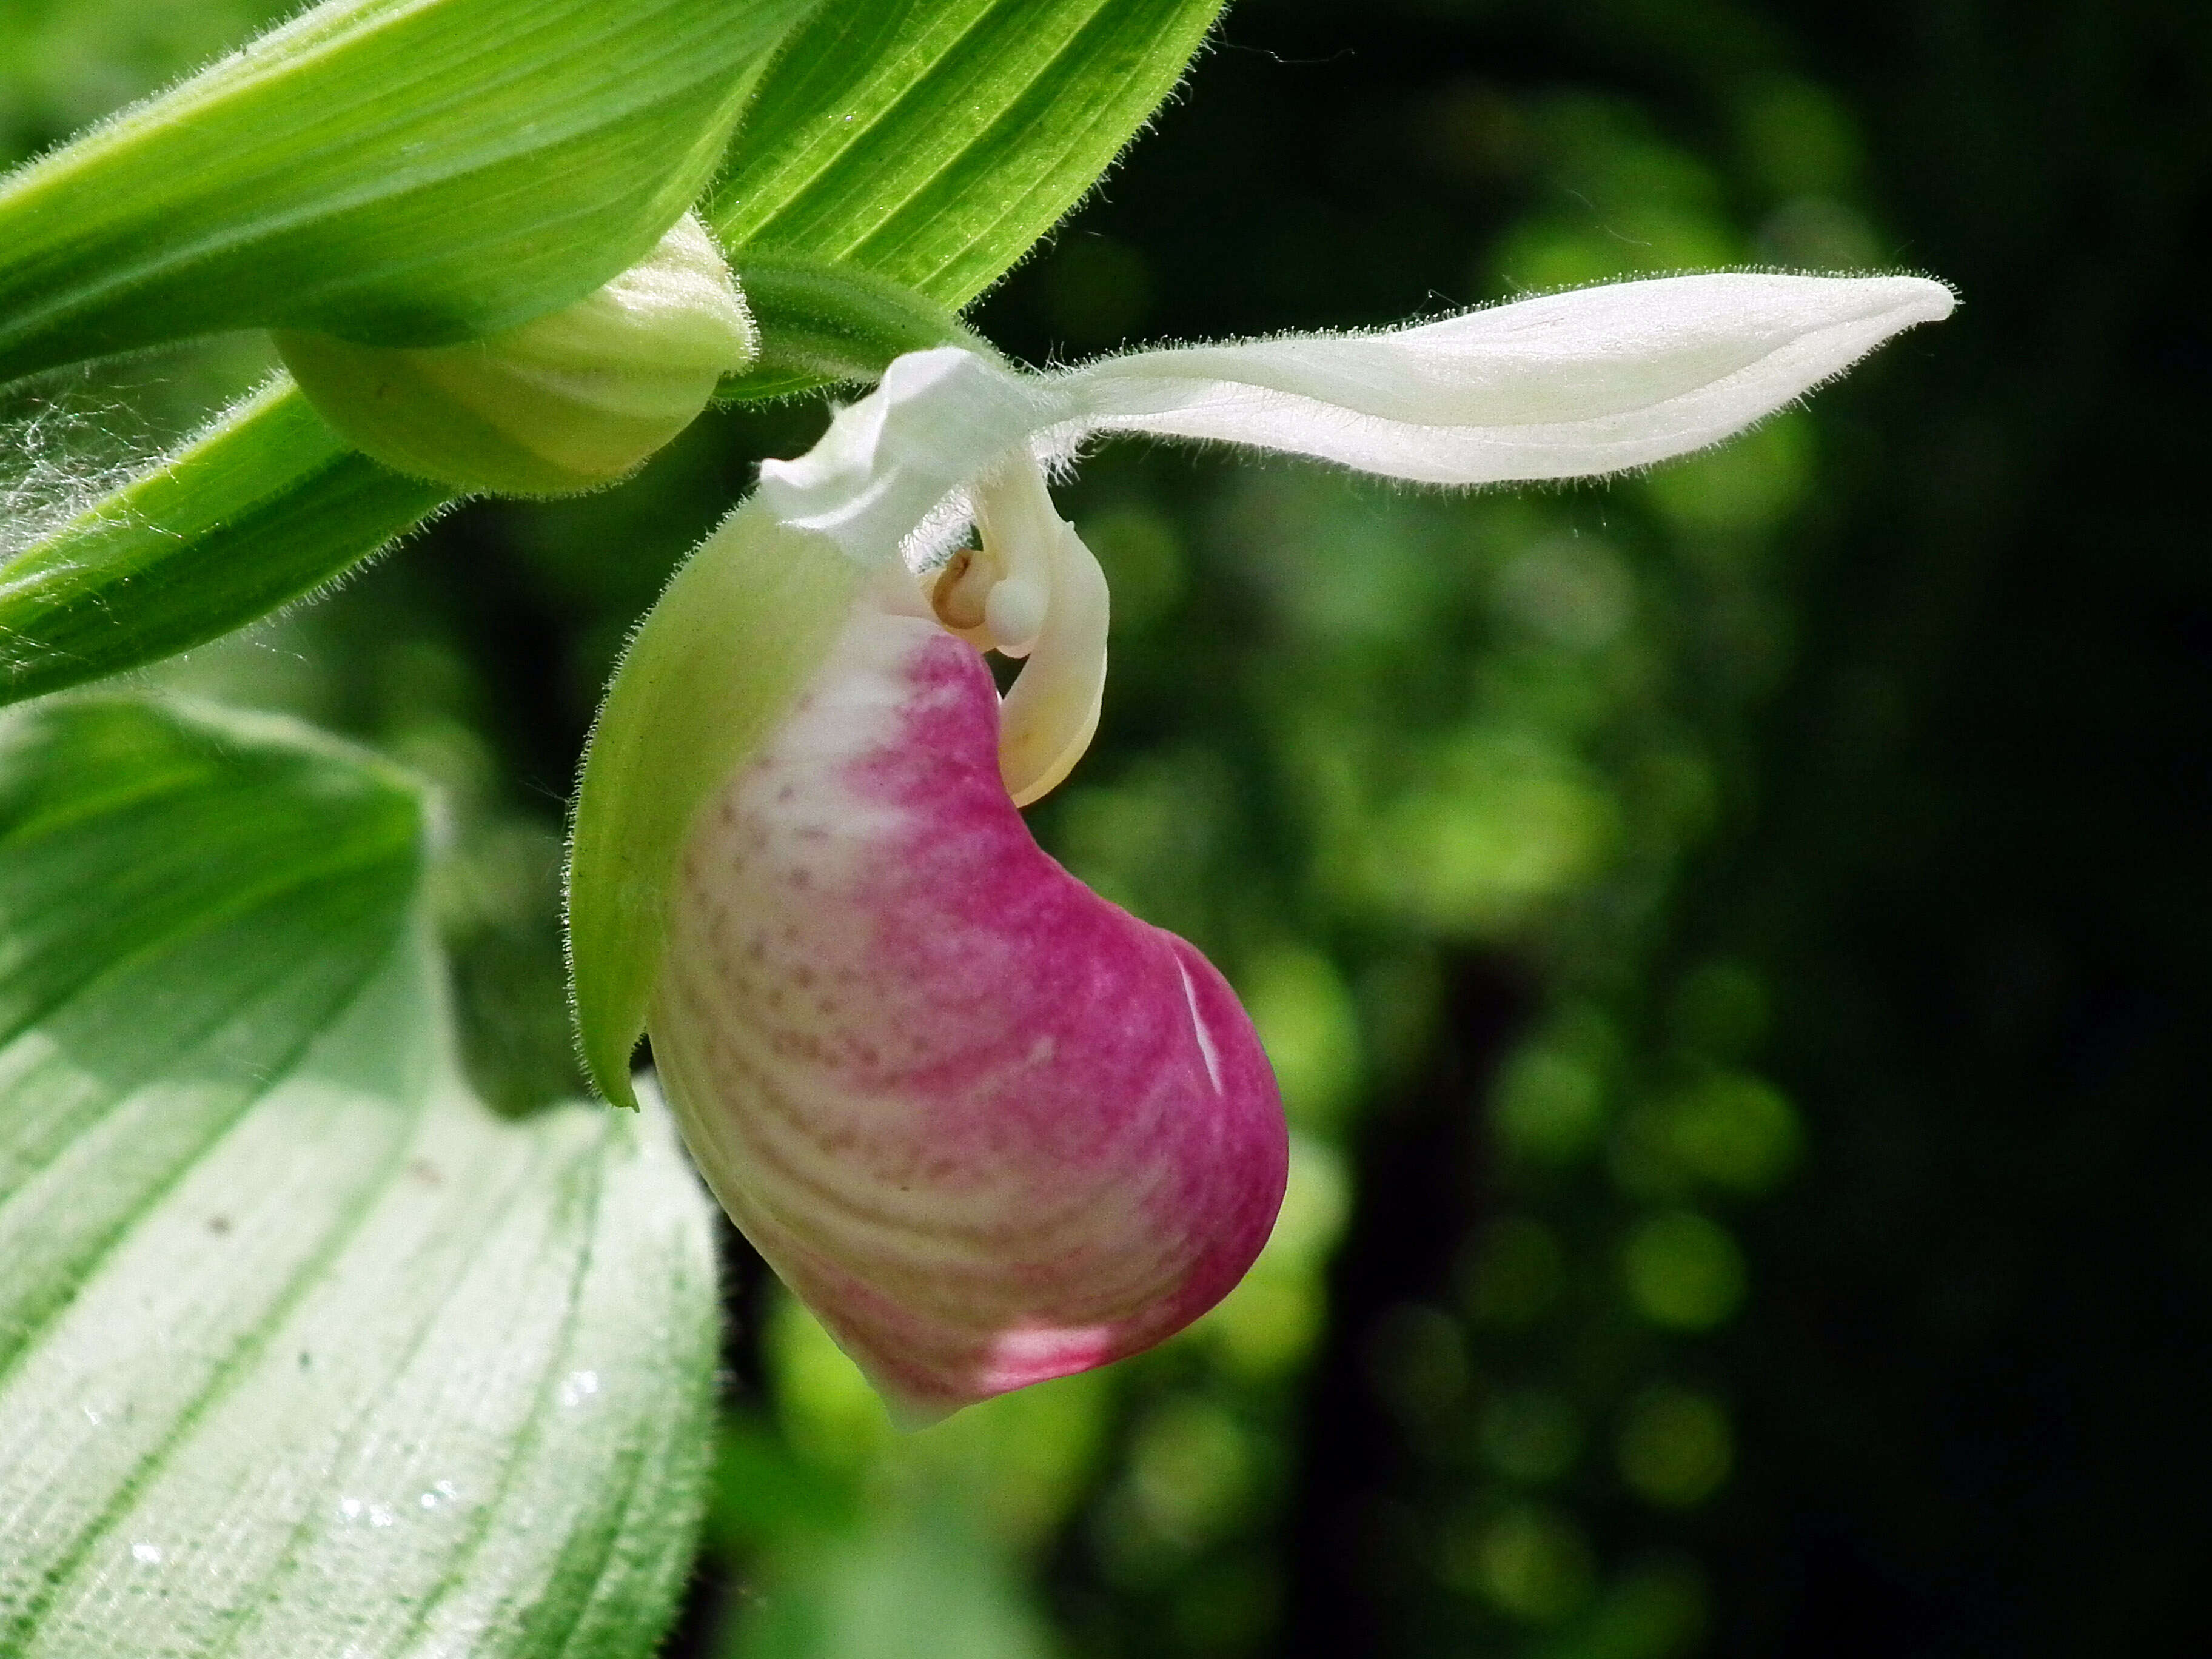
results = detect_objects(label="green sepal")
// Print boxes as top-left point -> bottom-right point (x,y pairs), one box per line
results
722,255 -> 994,403
0,696 -> 720,1659
568,501 -> 861,1107
0,0 -> 1230,706
0,0 -> 811,385
0,381 -> 452,709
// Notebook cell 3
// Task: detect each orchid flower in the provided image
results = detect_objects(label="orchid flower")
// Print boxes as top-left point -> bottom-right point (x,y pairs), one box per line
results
568,271 -> 1954,1421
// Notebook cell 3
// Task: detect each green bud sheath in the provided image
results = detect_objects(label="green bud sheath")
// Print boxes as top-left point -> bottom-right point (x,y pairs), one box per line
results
277,215 -> 756,496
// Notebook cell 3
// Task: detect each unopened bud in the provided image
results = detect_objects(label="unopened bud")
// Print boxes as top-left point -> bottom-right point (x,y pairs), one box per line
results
276,215 -> 756,496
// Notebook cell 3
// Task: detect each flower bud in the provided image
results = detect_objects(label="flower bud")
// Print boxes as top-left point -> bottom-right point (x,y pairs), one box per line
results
276,214 -> 755,496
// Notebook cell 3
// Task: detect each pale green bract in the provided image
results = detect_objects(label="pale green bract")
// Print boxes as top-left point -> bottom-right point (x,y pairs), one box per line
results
567,504 -> 860,1109
0,698 -> 720,1658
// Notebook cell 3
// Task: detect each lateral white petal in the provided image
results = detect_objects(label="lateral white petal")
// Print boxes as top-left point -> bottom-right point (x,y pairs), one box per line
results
1049,273 -> 1956,483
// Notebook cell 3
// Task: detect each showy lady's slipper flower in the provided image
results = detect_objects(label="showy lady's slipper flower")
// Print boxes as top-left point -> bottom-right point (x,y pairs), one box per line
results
569,272 -> 1954,1421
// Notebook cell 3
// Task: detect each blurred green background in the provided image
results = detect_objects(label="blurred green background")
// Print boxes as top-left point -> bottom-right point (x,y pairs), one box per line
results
5,0 -> 2211,1654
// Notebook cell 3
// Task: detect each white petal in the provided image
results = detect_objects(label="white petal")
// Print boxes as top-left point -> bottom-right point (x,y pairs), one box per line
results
971,461 -> 1110,806
755,346 -> 1067,566
995,518 -> 1106,806
1045,273 -> 1955,483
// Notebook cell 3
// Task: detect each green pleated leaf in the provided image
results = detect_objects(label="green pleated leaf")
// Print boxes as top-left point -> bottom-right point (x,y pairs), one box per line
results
0,697 -> 721,1659
0,0 -> 812,386
711,0 -> 1225,306
0,0 -> 1226,707
0,383 -> 451,707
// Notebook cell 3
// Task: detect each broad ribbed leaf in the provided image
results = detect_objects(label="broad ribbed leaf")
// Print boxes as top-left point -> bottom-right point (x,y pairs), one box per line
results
710,0 -> 1225,306
0,698 -> 720,1659
0,0 -> 1225,708
0,0 -> 811,386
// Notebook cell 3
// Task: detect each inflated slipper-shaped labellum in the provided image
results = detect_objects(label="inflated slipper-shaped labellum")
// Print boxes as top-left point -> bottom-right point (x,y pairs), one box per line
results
568,270 -> 1953,1417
